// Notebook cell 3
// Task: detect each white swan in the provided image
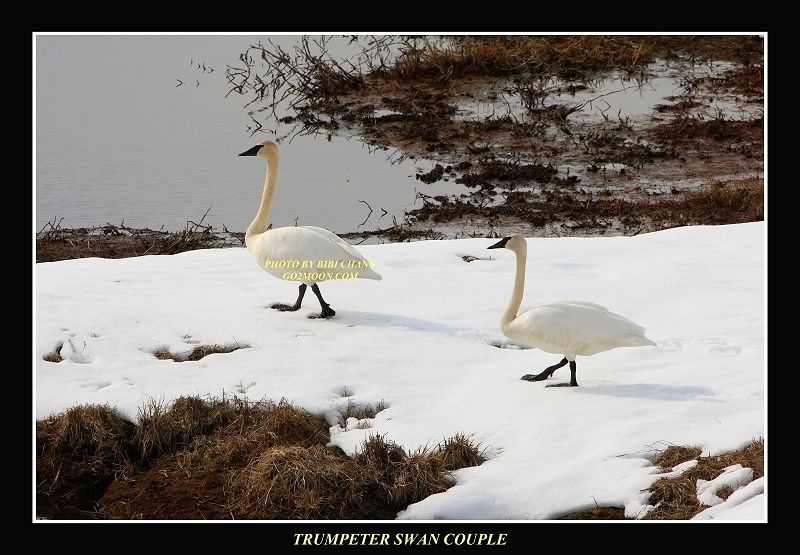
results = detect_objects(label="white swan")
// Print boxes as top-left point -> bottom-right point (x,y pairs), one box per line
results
487,234 -> 655,386
239,140 -> 381,318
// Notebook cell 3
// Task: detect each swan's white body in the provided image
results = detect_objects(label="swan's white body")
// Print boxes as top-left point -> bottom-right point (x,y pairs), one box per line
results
246,226 -> 381,283
242,141 -> 381,285
489,234 -> 654,385
502,300 -> 655,359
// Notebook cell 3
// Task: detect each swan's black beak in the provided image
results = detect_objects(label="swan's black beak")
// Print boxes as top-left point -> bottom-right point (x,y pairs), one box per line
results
487,237 -> 511,249
239,145 -> 262,157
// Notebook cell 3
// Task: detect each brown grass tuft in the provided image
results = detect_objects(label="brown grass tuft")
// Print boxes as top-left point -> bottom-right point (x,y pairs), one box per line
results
391,448 -> 451,506
353,434 -> 406,471
40,395 -> 486,520
230,445 -> 376,519
153,342 -> 249,362
36,405 -> 136,518
391,36 -> 656,81
644,439 -> 763,520
653,115 -> 763,144
388,36 -> 761,83
558,506 -> 627,520
652,445 -> 702,471
180,399 -> 329,469
434,433 -> 487,471
134,396 -> 239,460
680,180 -> 764,224
42,342 -> 64,363
338,399 -> 386,428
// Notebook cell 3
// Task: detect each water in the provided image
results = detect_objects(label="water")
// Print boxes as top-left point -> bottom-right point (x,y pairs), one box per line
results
35,35 -> 456,233
455,59 -> 760,124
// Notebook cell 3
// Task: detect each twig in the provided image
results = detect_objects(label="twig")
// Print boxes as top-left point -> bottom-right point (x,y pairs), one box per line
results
356,199 -> 373,228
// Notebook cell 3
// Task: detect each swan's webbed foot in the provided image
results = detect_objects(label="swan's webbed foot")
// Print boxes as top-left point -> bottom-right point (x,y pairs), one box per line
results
308,284 -> 335,319
545,382 -> 579,388
271,284 -> 306,313
521,372 -> 549,382
521,357 -> 569,382
308,306 -> 336,319
271,303 -> 301,312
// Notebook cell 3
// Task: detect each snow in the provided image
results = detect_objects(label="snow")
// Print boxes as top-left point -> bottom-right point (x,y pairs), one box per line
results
660,459 -> 699,479
694,478 -> 765,520
35,222 -> 765,520
696,464 -> 754,507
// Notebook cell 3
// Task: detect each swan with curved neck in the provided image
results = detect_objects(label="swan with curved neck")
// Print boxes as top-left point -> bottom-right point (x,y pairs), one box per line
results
488,234 -> 655,386
239,140 -> 381,318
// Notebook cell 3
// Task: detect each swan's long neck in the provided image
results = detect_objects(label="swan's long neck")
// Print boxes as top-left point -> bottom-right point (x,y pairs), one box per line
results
502,245 -> 527,326
245,151 -> 278,241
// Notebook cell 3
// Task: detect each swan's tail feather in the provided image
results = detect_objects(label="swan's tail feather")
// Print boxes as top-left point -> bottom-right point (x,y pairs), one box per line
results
620,334 -> 656,347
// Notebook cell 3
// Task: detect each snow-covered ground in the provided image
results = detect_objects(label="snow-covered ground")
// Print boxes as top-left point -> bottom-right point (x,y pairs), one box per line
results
35,223 -> 765,520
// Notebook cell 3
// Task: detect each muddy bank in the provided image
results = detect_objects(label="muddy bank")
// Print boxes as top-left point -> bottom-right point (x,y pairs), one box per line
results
231,35 -> 764,240
36,219 -> 243,263
36,36 -> 764,261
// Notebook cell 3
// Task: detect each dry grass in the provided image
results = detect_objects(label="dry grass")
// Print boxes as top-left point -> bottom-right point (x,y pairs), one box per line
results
153,342 -> 249,362
36,405 -> 136,518
680,180 -> 764,225
408,177 -> 763,233
558,506 -> 626,520
179,399 -> 329,469
653,115 -> 763,144
230,445 -> 380,519
652,445 -> 703,471
134,396 -> 241,460
338,399 -> 386,428
434,433 -> 486,471
36,213 -> 242,263
389,36 -> 761,82
391,448 -> 451,506
644,439 -> 764,520
42,342 -> 64,363
392,36 -> 652,81
38,396 -> 486,519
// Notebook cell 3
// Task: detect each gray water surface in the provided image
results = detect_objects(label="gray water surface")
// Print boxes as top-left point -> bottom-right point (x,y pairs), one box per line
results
35,35 -> 450,233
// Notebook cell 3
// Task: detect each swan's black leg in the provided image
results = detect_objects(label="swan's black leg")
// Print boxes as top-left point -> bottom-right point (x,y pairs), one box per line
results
569,360 -> 578,387
521,357 -> 568,381
308,283 -> 336,319
271,284 -> 306,312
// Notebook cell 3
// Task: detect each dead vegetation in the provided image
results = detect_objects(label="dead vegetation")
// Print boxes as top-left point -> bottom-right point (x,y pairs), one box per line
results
558,506 -> 626,520
36,212 -> 244,262
36,405 -> 137,519
557,439 -> 764,521
403,178 -> 763,236
644,439 -> 764,520
36,396 -> 486,520
652,445 -> 704,471
152,342 -> 249,362
220,35 -> 763,240
36,36 -> 764,258
42,342 -> 64,363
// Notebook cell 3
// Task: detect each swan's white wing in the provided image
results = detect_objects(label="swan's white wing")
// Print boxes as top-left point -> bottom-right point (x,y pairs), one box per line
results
558,300 -> 610,311
300,226 -> 371,262
512,302 -> 653,355
250,227 -> 381,281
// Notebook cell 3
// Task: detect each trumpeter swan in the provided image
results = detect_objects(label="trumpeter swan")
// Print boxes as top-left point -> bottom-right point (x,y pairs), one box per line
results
487,234 -> 655,386
239,140 -> 381,318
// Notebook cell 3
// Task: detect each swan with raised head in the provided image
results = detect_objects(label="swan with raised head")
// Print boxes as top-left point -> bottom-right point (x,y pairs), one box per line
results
239,140 -> 381,318
487,234 -> 655,386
